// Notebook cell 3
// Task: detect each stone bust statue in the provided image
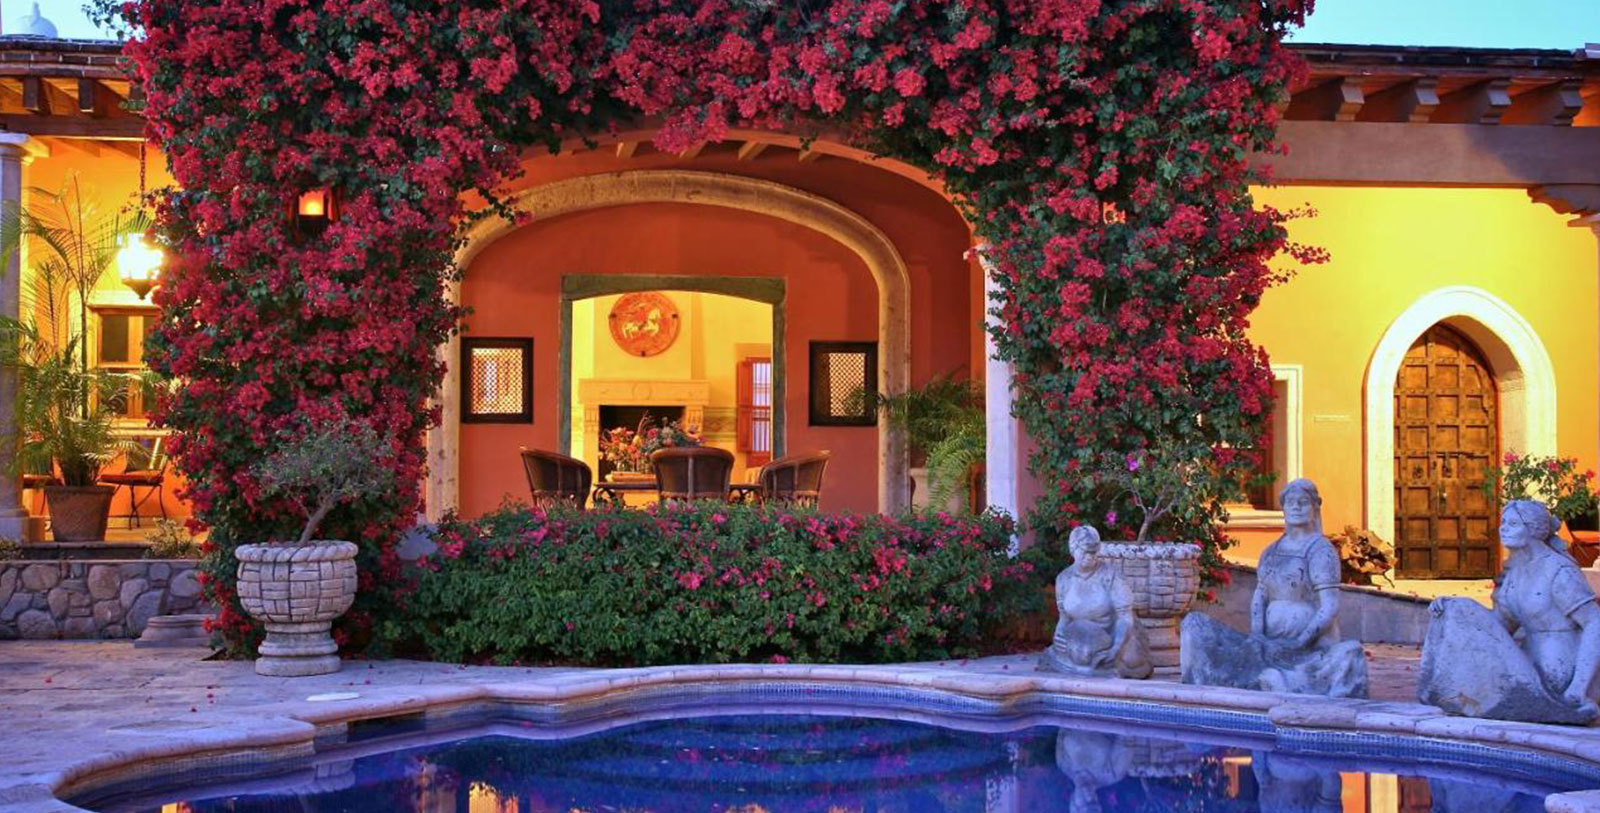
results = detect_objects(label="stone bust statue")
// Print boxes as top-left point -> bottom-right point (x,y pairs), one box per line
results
1419,499 -> 1600,724
1181,478 -> 1368,698
1040,525 -> 1152,679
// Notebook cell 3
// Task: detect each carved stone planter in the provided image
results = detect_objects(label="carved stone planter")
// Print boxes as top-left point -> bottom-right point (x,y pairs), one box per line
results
236,541 -> 358,677
1099,542 -> 1201,677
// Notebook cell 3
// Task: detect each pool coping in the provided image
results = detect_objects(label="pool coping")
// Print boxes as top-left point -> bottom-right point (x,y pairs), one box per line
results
8,662 -> 1600,812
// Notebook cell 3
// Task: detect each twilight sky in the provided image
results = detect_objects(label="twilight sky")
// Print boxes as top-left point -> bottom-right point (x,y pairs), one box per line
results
9,0 -> 1596,49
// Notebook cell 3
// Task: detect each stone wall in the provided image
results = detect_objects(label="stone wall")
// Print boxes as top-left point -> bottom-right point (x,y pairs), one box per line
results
0,559 -> 206,639
1196,563 -> 1433,645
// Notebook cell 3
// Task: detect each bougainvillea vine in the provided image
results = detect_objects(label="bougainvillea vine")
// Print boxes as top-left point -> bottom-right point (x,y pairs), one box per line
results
105,0 -> 1322,652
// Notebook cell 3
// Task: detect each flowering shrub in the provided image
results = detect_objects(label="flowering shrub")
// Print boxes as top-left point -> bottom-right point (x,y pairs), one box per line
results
104,0 -> 1319,650
380,503 -> 1045,665
599,414 -> 702,474
1482,453 -> 1599,527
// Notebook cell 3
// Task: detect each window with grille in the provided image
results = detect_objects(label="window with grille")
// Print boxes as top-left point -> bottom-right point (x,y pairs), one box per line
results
92,307 -> 159,421
461,338 -> 532,423
737,357 -> 773,465
809,341 -> 876,427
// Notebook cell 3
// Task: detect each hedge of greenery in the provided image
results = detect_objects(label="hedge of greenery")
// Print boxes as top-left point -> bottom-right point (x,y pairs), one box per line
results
379,503 -> 1046,665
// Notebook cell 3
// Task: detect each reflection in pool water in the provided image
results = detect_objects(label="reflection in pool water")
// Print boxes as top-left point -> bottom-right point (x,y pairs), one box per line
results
100,713 -> 1574,813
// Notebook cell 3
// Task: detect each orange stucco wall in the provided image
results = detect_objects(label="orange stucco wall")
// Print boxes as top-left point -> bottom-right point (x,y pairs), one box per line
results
458,148 -> 977,516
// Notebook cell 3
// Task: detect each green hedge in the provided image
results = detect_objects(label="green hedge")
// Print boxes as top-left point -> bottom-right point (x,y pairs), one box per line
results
379,503 -> 1047,665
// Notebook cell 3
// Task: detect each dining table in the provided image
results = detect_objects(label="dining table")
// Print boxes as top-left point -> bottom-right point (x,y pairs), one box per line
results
591,479 -> 761,508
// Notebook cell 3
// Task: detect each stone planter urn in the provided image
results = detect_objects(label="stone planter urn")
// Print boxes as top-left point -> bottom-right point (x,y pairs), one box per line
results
236,541 -> 358,677
1099,542 -> 1201,677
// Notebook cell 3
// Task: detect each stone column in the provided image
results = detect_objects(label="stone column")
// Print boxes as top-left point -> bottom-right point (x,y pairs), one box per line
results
0,134 -> 30,542
979,247 -> 1021,551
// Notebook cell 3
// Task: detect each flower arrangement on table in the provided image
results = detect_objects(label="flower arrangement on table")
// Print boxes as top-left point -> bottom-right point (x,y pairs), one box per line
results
599,413 -> 703,476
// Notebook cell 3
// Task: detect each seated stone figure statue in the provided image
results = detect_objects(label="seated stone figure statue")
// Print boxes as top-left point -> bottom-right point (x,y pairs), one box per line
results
1040,525 -> 1153,679
1418,499 -> 1600,725
1181,478 -> 1368,698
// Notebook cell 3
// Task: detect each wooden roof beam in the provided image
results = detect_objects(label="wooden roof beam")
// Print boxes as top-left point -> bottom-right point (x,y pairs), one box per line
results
1284,77 -> 1364,122
796,145 -> 822,163
615,141 -> 638,159
1503,80 -> 1584,126
20,76 -> 48,115
677,142 -> 705,159
1432,79 -> 1512,124
1357,79 -> 1440,123
736,140 -> 768,161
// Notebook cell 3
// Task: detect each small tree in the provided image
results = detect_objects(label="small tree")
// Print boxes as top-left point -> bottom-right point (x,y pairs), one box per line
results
254,418 -> 396,544
1089,440 -> 1235,544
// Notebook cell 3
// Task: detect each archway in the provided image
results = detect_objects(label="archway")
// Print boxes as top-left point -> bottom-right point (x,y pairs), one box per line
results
427,169 -> 913,518
1365,286 -> 1558,546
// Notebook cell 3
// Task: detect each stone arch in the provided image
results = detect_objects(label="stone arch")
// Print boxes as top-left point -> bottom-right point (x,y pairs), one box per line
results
427,169 -> 912,518
1364,286 -> 1558,542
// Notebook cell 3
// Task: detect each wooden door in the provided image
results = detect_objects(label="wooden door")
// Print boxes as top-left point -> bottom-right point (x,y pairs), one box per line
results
1394,324 -> 1499,579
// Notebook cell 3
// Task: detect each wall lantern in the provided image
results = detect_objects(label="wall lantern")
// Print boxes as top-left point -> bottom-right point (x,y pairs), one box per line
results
292,187 -> 338,239
117,231 -> 163,300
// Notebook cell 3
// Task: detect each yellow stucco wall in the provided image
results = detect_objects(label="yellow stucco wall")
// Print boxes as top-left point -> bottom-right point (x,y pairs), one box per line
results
1238,184 -> 1599,560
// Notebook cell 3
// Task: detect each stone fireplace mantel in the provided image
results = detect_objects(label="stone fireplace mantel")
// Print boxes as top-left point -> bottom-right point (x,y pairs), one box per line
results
575,378 -> 711,464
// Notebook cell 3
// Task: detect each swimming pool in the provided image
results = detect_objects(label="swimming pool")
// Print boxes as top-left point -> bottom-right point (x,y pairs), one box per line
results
69,682 -> 1600,812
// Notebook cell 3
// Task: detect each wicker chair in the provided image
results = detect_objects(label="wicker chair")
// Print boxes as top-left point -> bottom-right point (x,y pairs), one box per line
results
519,448 -> 593,509
757,450 -> 832,508
651,447 -> 735,503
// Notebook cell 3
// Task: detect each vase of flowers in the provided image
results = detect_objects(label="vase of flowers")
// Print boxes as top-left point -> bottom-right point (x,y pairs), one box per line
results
599,413 -> 703,480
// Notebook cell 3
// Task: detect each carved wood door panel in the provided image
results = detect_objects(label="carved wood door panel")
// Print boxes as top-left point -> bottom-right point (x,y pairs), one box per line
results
1394,324 -> 1499,579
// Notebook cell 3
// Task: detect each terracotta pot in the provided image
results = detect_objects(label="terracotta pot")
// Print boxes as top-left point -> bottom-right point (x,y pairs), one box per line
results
236,541 -> 358,677
1098,542 -> 1202,678
44,484 -> 114,542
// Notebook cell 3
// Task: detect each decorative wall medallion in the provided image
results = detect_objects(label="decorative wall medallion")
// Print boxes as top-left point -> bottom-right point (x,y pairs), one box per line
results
608,292 -> 681,357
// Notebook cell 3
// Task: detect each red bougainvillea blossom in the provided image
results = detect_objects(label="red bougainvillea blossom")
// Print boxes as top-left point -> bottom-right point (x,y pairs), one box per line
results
106,0 -> 1321,652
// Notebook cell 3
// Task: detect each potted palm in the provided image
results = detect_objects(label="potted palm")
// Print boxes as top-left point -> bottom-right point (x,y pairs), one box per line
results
0,177 -> 149,541
877,373 -> 985,512
235,417 -> 395,676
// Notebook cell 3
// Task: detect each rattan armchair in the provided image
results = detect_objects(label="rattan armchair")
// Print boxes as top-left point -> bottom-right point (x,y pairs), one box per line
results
651,447 -> 735,503
756,450 -> 832,508
519,448 -> 593,509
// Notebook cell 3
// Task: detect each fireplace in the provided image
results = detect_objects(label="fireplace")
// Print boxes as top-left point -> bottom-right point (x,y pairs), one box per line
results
575,379 -> 710,474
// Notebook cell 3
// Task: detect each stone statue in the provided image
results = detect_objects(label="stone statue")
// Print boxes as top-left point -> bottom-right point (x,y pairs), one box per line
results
1251,752 -> 1343,813
1041,525 -> 1153,679
1055,728 -> 1133,813
1181,478 -> 1368,698
1418,499 -> 1600,724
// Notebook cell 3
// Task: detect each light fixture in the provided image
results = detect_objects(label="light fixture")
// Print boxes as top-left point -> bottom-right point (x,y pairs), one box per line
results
293,188 -> 337,239
117,231 -> 162,300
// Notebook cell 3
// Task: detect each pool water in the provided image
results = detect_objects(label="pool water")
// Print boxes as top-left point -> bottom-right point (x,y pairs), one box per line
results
88,711 -> 1584,813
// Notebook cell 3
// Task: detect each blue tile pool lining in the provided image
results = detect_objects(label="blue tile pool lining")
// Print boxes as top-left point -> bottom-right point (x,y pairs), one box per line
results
61,678 -> 1600,811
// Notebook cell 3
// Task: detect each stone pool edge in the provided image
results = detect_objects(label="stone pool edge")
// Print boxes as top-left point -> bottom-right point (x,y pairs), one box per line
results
9,662 -> 1600,813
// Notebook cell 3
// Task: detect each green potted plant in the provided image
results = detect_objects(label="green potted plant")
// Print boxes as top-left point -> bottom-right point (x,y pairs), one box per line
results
876,373 -> 985,512
235,417 -> 395,676
0,177 -> 148,541
1482,452 -> 1599,562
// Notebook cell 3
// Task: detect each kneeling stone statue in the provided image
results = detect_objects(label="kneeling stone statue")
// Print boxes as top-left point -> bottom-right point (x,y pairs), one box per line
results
1040,525 -> 1153,679
1181,478 -> 1368,698
1418,499 -> 1600,725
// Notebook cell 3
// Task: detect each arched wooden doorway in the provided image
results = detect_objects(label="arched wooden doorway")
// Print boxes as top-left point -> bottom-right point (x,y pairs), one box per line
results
1393,323 -> 1500,579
